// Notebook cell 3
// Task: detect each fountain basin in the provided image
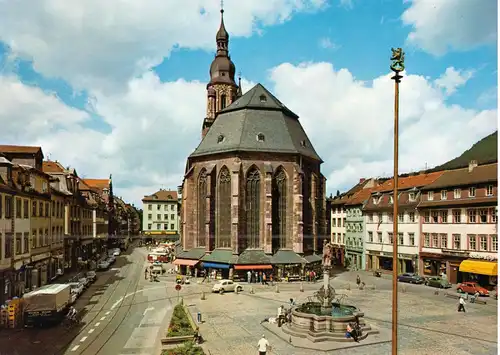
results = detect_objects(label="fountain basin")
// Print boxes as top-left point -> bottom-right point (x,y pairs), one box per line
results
282,302 -> 379,342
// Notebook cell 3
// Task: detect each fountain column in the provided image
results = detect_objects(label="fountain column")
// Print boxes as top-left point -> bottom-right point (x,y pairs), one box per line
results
321,265 -> 332,312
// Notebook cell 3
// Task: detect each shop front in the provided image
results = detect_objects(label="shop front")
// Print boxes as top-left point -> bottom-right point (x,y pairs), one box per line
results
369,252 -> 417,273
271,249 -> 307,281
303,254 -> 322,275
332,246 -> 345,267
0,269 -> 14,305
419,253 -> 446,278
233,264 -> 273,282
459,258 -> 498,290
201,262 -> 231,280
199,249 -> 237,280
30,252 -> 51,288
172,258 -> 199,275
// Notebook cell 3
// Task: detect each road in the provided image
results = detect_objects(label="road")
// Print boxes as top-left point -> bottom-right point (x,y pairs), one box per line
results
63,247 -> 173,355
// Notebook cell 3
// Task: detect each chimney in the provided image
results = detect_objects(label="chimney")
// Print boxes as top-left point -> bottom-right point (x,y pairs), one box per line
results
468,160 -> 478,172
359,178 -> 366,184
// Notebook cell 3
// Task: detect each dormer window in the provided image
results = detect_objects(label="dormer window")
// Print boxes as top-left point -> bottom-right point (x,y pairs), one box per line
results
441,190 -> 447,200
259,95 -> 267,103
408,192 -> 416,202
428,191 -> 434,201
257,133 -> 265,142
300,140 -> 307,147
469,187 -> 476,197
389,196 -> 394,204
217,134 -> 225,144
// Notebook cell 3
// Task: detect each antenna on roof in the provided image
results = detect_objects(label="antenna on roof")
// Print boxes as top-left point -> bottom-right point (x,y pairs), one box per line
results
47,153 -> 51,161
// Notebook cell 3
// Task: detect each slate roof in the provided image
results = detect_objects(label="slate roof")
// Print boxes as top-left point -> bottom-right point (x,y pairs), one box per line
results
176,247 -> 206,260
189,84 -> 322,162
270,249 -> 306,264
421,163 -> 497,190
235,249 -> 271,265
303,254 -> 322,263
200,249 -> 238,264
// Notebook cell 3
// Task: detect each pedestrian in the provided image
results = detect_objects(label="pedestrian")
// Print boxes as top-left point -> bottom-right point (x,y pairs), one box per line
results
263,273 -> 268,285
269,273 -> 273,286
356,275 -> 361,287
257,334 -> 270,355
247,270 -> 252,283
144,268 -> 148,280
458,296 -> 466,312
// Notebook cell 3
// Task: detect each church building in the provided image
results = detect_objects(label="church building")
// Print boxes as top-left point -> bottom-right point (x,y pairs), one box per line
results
176,8 -> 327,277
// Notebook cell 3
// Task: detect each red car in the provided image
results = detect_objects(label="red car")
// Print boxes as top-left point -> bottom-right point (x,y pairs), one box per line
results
457,282 -> 489,296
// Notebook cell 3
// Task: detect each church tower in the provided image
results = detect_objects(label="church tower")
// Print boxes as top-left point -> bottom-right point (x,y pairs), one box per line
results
202,7 -> 242,138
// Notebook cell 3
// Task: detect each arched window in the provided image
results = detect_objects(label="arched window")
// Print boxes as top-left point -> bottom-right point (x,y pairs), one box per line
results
197,169 -> 207,247
220,94 -> 227,110
245,167 -> 261,248
217,166 -> 231,248
272,167 -> 287,252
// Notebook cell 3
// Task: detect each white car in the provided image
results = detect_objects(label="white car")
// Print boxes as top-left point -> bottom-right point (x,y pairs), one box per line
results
68,282 -> 84,296
212,279 -> 242,293
112,249 -> 121,256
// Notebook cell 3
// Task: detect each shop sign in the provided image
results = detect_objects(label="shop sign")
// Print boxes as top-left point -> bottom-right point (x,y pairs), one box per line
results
469,253 -> 498,261
442,249 -> 469,258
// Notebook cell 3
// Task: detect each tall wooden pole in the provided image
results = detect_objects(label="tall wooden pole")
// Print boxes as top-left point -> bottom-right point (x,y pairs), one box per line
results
390,48 -> 404,355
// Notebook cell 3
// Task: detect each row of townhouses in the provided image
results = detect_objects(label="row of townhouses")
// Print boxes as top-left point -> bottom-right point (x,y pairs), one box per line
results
328,161 -> 497,287
0,145 -> 141,305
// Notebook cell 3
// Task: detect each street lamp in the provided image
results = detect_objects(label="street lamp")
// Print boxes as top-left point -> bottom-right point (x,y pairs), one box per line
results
390,47 -> 405,355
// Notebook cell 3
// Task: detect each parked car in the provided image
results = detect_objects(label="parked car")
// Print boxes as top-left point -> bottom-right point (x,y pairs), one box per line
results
68,282 -> 84,296
212,279 -> 243,293
97,261 -> 110,270
86,271 -> 97,283
79,277 -> 91,288
425,276 -> 452,289
107,256 -> 116,264
69,292 -> 78,305
457,282 -> 489,296
397,273 -> 425,284
112,249 -> 121,256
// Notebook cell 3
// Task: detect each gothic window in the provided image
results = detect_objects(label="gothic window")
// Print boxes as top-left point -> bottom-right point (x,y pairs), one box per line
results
272,167 -> 287,252
197,169 -> 207,247
217,166 -> 231,248
220,94 -> 227,110
245,167 -> 261,248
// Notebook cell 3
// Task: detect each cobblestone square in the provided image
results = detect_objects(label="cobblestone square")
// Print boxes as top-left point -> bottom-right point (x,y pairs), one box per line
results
181,271 -> 498,355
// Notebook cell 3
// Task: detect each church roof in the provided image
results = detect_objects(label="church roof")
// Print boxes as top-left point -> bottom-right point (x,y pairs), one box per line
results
189,83 -> 322,162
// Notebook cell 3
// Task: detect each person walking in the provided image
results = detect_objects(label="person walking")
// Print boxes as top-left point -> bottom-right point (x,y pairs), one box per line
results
257,334 -> 270,355
144,267 -> 148,280
356,275 -> 361,288
458,296 -> 466,312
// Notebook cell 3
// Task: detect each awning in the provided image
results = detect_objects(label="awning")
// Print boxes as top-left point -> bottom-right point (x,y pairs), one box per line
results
202,262 -> 230,269
172,259 -> 199,267
234,264 -> 273,270
459,260 -> 498,276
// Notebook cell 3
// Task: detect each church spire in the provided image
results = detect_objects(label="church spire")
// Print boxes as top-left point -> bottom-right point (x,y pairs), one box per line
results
216,2 -> 229,56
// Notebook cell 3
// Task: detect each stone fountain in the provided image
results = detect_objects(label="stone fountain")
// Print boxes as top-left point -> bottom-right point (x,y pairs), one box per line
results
280,240 -> 379,343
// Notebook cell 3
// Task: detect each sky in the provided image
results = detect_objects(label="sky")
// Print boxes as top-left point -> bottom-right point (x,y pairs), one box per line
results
0,0 -> 497,207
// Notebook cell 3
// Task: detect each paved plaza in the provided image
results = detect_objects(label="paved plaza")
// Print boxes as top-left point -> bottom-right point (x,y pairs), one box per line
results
178,271 -> 498,355
0,250 -> 496,355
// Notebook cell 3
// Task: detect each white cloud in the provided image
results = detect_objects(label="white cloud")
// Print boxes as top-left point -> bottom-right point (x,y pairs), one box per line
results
402,0 -> 497,55
0,0 -> 325,93
269,62 -> 497,190
318,37 -> 339,50
434,67 -> 474,96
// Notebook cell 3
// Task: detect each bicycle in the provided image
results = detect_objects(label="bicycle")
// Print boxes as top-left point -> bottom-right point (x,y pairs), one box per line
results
62,315 -> 80,330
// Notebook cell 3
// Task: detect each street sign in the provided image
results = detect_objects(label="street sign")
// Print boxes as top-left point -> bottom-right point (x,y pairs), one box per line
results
175,284 -> 181,291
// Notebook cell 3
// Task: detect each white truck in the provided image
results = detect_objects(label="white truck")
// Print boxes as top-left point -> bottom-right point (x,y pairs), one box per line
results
23,284 -> 71,327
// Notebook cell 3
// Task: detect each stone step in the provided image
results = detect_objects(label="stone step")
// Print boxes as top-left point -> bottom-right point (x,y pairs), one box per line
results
282,324 -> 380,343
